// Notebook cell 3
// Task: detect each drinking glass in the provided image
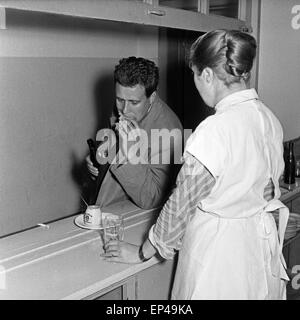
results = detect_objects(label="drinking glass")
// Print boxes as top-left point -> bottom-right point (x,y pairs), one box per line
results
102,215 -> 124,247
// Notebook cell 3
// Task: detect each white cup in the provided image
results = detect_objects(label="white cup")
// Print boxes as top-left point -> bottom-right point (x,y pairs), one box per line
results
84,205 -> 102,226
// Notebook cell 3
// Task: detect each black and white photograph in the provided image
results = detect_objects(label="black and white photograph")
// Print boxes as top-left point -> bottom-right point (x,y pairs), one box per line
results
0,0 -> 299,303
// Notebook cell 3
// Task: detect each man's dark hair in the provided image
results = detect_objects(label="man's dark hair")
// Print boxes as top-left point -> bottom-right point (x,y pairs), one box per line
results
114,56 -> 159,97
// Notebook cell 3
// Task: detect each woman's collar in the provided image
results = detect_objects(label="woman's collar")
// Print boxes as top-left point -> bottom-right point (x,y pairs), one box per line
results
214,88 -> 258,112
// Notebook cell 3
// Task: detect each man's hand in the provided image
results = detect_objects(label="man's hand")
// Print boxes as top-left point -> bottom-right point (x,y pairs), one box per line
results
117,118 -> 138,158
101,240 -> 141,264
86,155 -> 99,177
116,118 -> 147,164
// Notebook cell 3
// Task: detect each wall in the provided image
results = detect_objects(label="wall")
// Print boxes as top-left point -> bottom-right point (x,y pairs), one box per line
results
0,9 -> 159,237
3,1 -> 299,237
258,0 -> 300,141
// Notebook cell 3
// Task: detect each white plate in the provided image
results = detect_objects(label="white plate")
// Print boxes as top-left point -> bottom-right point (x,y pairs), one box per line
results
74,214 -> 103,230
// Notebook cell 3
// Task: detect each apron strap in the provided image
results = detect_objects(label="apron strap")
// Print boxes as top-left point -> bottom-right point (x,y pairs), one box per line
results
264,199 -> 289,277
264,199 -> 289,252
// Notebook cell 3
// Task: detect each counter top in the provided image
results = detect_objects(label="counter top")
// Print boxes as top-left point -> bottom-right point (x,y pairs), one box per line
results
0,200 -> 161,300
1,180 -> 300,300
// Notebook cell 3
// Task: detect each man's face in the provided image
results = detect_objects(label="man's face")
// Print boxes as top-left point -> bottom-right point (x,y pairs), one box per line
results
115,83 -> 153,123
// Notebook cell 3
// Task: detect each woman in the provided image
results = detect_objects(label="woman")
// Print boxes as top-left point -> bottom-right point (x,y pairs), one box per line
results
103,30 -> 289,300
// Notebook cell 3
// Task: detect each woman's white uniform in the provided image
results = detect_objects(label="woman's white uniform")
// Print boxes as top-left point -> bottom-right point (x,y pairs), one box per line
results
171,89 -> 289,300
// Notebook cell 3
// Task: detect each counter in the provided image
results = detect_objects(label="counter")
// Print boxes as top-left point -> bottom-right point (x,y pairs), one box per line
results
0,200 -> 175,300
1,180 -> 299,300
280,177 -> 300,203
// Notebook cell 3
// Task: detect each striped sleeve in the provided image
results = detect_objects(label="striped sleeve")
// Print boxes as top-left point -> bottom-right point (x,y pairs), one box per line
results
263,179 -> 275,201
148,152 -> 216,260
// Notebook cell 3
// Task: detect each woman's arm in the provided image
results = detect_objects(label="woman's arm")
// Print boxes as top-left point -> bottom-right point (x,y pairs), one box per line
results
103,152 -> 215,263
147,153 -> 215,260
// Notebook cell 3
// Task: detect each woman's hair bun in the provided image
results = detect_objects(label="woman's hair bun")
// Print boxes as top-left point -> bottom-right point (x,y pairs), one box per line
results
224,31 -> 257,79
189,29 -> 257,86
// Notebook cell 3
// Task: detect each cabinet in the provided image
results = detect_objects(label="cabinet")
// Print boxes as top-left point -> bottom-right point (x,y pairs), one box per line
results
83,277 -> 136,300
158,0 -> 201,12
83,259 -> 176,300
0,0 -> 252,32
157,0 -> 252,26
209,0 -> 239,19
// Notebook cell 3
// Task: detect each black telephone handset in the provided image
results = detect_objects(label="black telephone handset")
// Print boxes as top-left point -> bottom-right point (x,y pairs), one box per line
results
87,139 -> 100,169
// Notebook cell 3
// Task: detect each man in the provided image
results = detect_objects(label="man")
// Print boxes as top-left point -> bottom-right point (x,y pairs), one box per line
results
86,56 -> 183,210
